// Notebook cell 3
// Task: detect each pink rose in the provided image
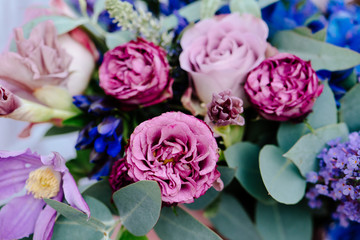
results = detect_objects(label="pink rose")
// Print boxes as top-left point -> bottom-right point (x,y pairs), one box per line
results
179,13 -> 269,105
99,38 -> 174,109
0,21 -> 72,92
0,86 -> 21,115
124,112 -> 223,204
244,53 -> 323,121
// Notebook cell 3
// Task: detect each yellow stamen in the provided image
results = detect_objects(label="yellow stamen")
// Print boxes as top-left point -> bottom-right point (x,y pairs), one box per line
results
162,158 -> 174,165
26,167 -> 61,199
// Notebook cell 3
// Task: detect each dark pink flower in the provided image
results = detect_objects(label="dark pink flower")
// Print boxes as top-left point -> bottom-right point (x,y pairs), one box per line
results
109,158 -> 134,192
0,85 -> 21,116
0,149 -> 90,240
207,90 -> 245,126
124,112 -> 223,204
244,53 -> 323,121
99,38 -> 173,109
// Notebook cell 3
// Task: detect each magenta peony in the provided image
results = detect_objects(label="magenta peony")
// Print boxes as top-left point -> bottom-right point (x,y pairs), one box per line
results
99,38 -> 173,109
244,53 -> 323,121
179,13 -> 269,105
124,112 -> 223,204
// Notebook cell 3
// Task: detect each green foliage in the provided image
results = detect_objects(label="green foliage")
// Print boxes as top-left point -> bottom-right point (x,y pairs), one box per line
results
62,114 -> 91,127
118,228 -> 149,240
66,150 -> 94,182
340,83 -> 360,132
209,194 -> 262,240
186,166 -> 235,210
105,31 -> 135,49
224,142 -> 273,204
283,123 -> 349,176
259,145 -> 306,204
230,0 -> 261,18
201,0 -> 222,19
256,202 -> 312,240
161,1 -> 201,30
154,207 -> 222,240
112,181 -> 162,236
277,81 -> 337,152
92,0 -> 106,22
51,196 -> 114,239
82,179 -> 116,214
258,0 -> 279,8
271,30 -> 360,71
45,125 -> 81,136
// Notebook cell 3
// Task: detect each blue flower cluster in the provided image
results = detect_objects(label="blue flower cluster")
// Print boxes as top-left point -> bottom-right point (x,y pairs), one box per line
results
73,95 -> 123,178
327,221 -> 360,240
306,132 -> 360,227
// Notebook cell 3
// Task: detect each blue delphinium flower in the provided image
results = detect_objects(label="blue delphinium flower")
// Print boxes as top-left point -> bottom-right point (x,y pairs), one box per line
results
306,132 -> 360,227
73,95 -> 123,179
327,222 -> 360,240
262,0 -> 323,36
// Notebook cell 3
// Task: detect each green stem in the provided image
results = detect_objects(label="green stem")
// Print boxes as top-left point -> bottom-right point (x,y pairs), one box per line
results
304,119 -> 315,134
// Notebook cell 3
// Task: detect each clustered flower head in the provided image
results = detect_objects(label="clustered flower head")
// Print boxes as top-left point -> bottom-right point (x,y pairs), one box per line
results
207,90 -> 245,127
306,132 -> 360,226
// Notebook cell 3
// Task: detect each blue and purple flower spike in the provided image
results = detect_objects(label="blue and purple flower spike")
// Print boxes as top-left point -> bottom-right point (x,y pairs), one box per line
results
0,149 -> 90,240
306,132 -> 360,227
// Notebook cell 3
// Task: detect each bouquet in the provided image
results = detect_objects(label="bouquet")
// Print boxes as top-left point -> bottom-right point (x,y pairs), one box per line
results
1,0 -> 360,239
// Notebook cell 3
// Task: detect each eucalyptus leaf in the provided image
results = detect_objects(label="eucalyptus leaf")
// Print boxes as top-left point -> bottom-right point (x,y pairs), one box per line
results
92,0 -> 106,22
224,142 -> 273,204
45,126 -> 81,136
277,81 -> 337,152
256,202 -> 312,240
45,196 -> 113,232
119,229 -> 149,240
52,196 -> 114,239
259,145 -> 306,204
154,207 -> 222,240
283,123 -> 349,176
82,179 -> 116,213
209,193 -> 262,240
258,0 -> 279,8
201,0 -> 222,19
230,0 -> 261,18
105,31 -> 135,49
186,166 -> 235,210
113,181 -> 161,236
162,1 -> 201,30
272,30 -> 360,71
340,83 -> 360,132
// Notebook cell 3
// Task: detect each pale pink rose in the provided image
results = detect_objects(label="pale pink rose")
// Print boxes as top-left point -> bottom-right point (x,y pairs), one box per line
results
0,86 -> 21,116
0,21 -> 72,92
179,13 -> 269,105
125,112 -> 223,205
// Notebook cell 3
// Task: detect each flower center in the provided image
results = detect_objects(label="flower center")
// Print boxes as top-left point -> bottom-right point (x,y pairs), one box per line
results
26,167 -> 61,199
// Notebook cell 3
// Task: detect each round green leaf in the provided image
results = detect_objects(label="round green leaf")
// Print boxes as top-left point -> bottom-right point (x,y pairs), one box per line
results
113,180 -> 161,236
225,142 -> 273,204
154,207 -> 222,240
259,145 -> 306,204
256,202 -> 312,240
283,123 -> 349,176
230,0 -> 261,18
209,193 -> 262,240
340,83 -> 360,132
186,166 -> 235,210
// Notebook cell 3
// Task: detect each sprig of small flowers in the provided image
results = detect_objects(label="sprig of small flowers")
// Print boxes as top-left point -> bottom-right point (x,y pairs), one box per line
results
306,132 -> 360,226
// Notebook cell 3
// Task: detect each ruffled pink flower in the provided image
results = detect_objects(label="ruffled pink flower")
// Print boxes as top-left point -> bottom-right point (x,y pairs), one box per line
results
124,112 -> 223,205
244,53 -> 323,121
99,38 -> 174,109
0,21 -> 72,92
179,13 -> 269,105
0,149 -> 90,240
0,85 -> 21,115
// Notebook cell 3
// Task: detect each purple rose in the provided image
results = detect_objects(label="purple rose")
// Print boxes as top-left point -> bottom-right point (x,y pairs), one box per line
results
124,112 -> 223,204
179,13 -> 269,105
99,38 -> 174,109
244,53 -> 323,121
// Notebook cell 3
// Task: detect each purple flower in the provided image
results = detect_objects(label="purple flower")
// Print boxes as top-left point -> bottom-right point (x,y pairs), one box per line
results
124,112 -> 223,205
245,53 -> 323,121
0,149 -> 90,240
207,90 -> 245,127
108,158 -> 134,193
306,171 -> 319,184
